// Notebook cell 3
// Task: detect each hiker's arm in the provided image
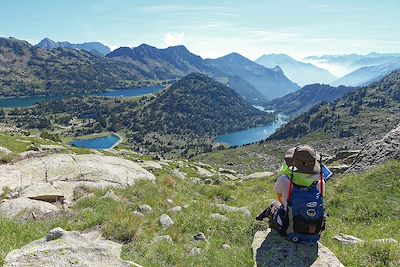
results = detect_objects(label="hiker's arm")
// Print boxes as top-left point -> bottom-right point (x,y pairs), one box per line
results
277,193 -> 283,204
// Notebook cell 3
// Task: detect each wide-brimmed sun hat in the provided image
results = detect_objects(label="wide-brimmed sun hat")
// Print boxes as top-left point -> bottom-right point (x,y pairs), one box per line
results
284,145 -> 321,174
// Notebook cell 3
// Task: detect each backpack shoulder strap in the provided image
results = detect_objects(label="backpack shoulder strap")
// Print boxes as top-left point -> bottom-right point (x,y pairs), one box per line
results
319,154 -> 324,197
287,166 -> 294,203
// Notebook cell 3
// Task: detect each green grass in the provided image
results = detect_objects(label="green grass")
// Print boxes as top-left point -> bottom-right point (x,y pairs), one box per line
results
0,157 -> 399,266
322,161 -> 400,266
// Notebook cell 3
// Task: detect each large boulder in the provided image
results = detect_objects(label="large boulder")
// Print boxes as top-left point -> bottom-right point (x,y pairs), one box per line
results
0,197 -> 59,220
347,124 -> 400,173
252,229 -> 344,267
0,154 -> 155,205
3,227 -> 141,267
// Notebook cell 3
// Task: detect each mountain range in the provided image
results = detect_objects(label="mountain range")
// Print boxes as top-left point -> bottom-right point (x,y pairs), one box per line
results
36,38 -> 111,55
331,58 -> 400,87
263,83 -> 357,116
255,53 -> 337,86
304,52 -> 400,77
268,69 -> 400,145
205,53 -> 299,99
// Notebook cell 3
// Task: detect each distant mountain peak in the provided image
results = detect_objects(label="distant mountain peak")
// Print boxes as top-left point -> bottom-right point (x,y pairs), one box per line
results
36,38 -> 111,55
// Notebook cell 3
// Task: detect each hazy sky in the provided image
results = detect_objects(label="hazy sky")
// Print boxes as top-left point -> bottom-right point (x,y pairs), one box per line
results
1,0 -> 399,60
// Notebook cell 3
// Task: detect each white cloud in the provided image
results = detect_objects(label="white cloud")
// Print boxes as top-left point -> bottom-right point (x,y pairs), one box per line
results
163,32 -> 185,47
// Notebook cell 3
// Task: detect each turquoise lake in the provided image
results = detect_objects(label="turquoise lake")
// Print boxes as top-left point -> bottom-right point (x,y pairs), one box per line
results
214,115 -> 286,147
70,134 -> 120,150
0,85 -> 162,108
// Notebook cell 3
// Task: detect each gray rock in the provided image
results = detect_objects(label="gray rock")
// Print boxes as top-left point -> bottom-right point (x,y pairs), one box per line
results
160,214 -> 174,228
132,211 -> 144,217
138,160 -> 163,170
216,203 -> 251,218
0,154 -> 155,206
0,146 -> 12,155
333,234 -> 365,245
166,198 -> 174,204
193,232 -> 208,243
19,183 -> 65,204
188,247 -> 201,256
194,166 -> 215,177
222,243 -> 230,250
253,230 -> 344,267
190,178 -> 202,184
329,164 -> 350,174
153,235 -> 173,244
204,178 -> 213,184
210,213 -> 229,222
101,190 -> 120,202
218,167 -> 237,174
171,169 -> 187,180
244,172 -> 274,180
46,227 -> 67,241
213,178 -> 224,185
138,204 -> 153,214
0,197 -> 59,220
348,124 -> 400,173
326,150 -> 361,164
3,227 -> 141,267
372,238 -> 398,244
39,145 -> 65,152
169,206 -> 182,213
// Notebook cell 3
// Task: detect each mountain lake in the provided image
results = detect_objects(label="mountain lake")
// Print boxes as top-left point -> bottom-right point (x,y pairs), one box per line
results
214,114 -> 286,147
0,85 -> 163,108
70,133 -> 121,150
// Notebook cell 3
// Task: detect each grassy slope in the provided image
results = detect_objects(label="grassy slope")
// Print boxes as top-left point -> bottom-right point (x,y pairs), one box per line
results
0,156 -> 399,266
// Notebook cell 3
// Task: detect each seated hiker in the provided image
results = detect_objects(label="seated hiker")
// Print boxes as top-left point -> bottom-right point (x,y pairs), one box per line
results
256,145 -> 327,243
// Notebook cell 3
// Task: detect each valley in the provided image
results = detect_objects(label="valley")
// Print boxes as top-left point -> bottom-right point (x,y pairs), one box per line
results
0,28 -> 400,267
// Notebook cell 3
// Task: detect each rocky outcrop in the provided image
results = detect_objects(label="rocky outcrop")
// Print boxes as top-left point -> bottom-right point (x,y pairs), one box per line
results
216,204 -> 251,218
0,197 -> 59,220
3,227 -> 141,267
347,124 -> 400,173
252,229 -> 344,267
333,234 -> 365,245
244,172 -> 274,180
0,154 -> 155,205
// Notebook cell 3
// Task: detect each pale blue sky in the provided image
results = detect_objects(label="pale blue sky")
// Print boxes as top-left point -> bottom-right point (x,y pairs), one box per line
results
1,0 -> 399,59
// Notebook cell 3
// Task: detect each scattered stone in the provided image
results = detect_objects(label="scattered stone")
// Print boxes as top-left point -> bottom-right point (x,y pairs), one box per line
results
194,166 -> 214,177
244,172 -> 274,180
0,197 -> 59,220
372,238 -> 398,244
46,227 -> 67,241
188,247 -> 201,256
222,173 -> 238,180
190,178 -> 202,184
0,146 -> 12,155
171,169 -> 187,180
333,234 -> 365,245
222,243 -> 231,250
204,178 -> 213,184
132,211 -> 144,217
160,214 -> 174,228
39,144 -> 65,152
153,235 -> 174,244
170,206 -> 182,213
3,227 -> 140,267
183,204 -> 190,209
166,198 -> 174,204
138,204 -> 153,214
100,190 -> 120,202
210,213 -> 229,222
253,229 -> 344,267
27,144 -> 41,151
213,178 -> 224,185
138,160 -> 163,170
193,232 -> 208,243
216,204 -> 251,218
218,167 -> 237,174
